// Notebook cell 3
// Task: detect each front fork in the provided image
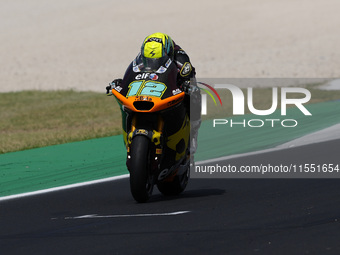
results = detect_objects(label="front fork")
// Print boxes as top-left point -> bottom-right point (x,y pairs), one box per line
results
126,115 -> 164,174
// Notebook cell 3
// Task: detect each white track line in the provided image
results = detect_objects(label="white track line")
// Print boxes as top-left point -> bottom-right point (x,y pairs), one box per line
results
0,174 -> 129,202
61,211 -> 190,220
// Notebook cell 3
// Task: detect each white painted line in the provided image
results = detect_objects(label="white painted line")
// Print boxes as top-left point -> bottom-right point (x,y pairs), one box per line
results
0,174 -> 130,202
63,211 -> 191,220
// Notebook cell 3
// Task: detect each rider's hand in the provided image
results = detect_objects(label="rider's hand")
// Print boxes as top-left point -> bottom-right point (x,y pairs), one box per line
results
181,80 -> 198,94
112,79 -> 123,87
181,80 -> 191,93
106,85 -> 113,96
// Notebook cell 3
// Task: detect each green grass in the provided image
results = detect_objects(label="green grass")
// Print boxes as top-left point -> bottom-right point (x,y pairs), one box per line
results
0,90 -> 122,154
1,85 -> 339,154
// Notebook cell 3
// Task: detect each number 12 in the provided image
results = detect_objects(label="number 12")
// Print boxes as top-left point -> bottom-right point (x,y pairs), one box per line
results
127,80 -> 166,98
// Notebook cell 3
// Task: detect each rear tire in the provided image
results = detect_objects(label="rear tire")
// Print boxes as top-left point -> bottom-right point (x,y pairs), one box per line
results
129,135 -> 153,203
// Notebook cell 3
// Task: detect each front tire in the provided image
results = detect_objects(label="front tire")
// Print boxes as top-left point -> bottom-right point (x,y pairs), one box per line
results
129,135 -> 153,203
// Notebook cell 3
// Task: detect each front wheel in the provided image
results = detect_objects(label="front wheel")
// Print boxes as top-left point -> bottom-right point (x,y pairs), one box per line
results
129,135 -> 153,203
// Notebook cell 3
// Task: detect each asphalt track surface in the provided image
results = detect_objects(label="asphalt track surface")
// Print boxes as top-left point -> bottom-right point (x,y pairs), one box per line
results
1,139 -> 340,255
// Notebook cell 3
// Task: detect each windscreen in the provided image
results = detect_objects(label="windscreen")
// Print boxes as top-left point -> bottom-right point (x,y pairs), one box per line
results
141,55 -> 170,72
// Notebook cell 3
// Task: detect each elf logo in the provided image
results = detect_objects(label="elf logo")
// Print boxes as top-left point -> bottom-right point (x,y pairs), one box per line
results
135,73 -> 158,80
135,73 -> 150,80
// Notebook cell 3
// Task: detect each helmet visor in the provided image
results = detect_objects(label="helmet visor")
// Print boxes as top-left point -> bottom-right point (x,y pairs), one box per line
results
141,55 -> 169,72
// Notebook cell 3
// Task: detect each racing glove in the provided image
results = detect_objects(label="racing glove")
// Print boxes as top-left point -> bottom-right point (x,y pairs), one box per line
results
181,80 -> 199,95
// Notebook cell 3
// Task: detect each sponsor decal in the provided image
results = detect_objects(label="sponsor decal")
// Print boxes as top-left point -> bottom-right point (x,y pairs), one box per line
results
156,66 -> 167,74
158,169 -> 169,180
114,86 -> 123,92
172,88 -> 182,95
165,58 -> 172,68
167,97 -> 183,107
135,96 -> 152,101
136,73 -> 158,81
149,50 -> 156,57
146,37 -> 162,43
136,129 -> 148,135
180,62 -> 192,77
150,73 -> 158,80
133,66 -> 141,73
135,73 -> 150,80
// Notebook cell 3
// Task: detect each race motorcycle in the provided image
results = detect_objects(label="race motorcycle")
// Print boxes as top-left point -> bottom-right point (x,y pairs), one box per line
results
107,55 -> 191,203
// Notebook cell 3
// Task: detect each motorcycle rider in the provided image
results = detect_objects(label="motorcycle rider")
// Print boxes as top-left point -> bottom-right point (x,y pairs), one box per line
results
109,32 -> 201,154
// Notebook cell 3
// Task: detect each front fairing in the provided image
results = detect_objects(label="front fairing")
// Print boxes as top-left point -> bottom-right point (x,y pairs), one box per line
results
112,55 -> 184,113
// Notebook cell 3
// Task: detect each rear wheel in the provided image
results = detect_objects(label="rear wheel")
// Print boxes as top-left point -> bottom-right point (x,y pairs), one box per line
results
129,135 -> 153,203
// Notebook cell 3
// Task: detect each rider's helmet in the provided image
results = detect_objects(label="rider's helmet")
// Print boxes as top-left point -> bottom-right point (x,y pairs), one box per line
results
140,33 -> 174,70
